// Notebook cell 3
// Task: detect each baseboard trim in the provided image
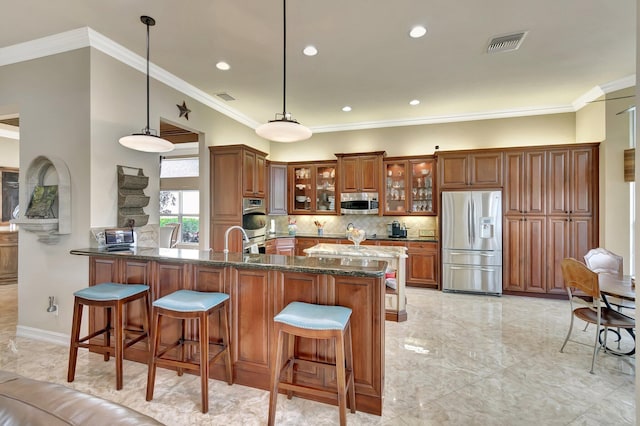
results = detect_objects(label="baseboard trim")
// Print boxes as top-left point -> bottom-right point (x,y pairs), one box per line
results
16,325 -> 69,347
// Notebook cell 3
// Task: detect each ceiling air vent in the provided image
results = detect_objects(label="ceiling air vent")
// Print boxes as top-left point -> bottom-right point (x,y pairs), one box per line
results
216,92 -> 236,102
487,32 -> 527,54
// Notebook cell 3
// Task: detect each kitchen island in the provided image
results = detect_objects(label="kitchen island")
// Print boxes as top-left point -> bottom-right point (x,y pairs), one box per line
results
304,243 -> 408,322
70,247 -> 386,415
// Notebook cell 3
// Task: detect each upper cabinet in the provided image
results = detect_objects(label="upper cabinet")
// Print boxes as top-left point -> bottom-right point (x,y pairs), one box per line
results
383,157 -> 436,215
289,161 -> 337,214
438,151 -> 503,189
268,161 -> 288,215
504,150 -> 546,216
547,146 -> 597,216
242,148 -> 267,198
336,152 -> 384,193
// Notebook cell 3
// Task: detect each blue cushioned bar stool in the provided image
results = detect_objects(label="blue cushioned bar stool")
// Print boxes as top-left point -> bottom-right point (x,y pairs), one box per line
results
268,302 -> 355,426
145,290 -> 233,414
67,282 -> 151,390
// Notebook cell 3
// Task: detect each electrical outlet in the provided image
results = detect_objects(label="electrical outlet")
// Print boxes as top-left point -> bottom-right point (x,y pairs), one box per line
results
419,229 -> 435,237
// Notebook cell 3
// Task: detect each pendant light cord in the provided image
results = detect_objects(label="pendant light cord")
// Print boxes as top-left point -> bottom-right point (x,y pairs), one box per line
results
282,0 -> 287,117
145,18 -> 151,134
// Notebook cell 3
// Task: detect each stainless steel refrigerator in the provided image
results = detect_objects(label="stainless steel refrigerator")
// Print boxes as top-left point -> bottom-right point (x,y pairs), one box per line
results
441,190 -> 502,295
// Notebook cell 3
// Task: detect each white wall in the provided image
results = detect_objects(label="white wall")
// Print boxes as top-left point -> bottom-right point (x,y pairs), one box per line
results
0,137 -> 19,168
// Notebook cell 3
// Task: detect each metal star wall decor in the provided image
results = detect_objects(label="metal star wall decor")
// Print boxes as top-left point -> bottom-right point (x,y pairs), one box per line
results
177,101 -> 191,120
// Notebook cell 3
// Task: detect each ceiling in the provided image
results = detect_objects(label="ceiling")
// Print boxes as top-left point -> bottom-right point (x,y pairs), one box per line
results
1,0 -> 636,134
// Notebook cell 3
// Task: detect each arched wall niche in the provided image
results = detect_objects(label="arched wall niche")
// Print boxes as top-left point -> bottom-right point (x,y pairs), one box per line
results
12,155 -> 71,243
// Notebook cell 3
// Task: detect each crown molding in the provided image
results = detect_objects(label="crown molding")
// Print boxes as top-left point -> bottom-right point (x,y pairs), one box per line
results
311,105 -> 576,133
1,29 -> 636,134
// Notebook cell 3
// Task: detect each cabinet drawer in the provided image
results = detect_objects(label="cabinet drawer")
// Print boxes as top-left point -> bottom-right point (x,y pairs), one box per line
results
407,241 -> 437,251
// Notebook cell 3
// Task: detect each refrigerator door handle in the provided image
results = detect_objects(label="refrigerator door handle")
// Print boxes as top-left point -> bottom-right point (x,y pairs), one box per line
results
471,198 -> 476,247
467,198 -> 472,246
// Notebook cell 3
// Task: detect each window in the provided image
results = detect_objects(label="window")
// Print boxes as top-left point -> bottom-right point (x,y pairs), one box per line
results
160,157 -> 199,244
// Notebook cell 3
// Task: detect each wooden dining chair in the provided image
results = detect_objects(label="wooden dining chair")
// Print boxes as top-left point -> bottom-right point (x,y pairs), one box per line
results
559,258 -> 635,374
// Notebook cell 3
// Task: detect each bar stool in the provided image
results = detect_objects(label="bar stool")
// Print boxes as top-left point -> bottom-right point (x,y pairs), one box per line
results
145,290 -> 233,414
67,282 -> 151,390
268,302 -> 355,426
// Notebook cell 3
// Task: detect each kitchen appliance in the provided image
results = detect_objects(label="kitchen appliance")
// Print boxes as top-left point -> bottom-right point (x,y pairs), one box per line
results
104,228 -> 135,251
340,192 -> 379,215
388,221 -> 407,238
441,191 -> 502,295
242,198 -> 267,250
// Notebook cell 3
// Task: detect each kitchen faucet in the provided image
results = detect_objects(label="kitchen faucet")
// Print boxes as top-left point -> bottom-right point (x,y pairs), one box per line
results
224,225 -> 250,254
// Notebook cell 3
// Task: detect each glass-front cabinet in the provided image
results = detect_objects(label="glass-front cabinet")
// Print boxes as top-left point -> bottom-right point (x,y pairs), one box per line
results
289,161 -> 336,214
383,157 -> 435,215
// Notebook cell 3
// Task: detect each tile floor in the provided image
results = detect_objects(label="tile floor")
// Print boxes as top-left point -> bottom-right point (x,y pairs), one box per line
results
0,283 -> 635,425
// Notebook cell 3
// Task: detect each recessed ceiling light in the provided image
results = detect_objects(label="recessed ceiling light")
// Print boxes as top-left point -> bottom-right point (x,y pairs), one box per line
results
409,99 -> 420,106
216,61 -> 230,71
409,26 -> 427,38
342,106 -> 352,112
303,45 -> 318,56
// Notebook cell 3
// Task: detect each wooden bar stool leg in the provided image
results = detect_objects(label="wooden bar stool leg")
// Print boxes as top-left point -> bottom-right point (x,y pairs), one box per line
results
104,306 -> 112,362
115,300 -> 124,390
146,308 -> 161,402
199,311 -> 210,414
268,326 -> 285,426
220,304 -> 233,385
285,333 -> 294,399
334,331 -> 348,426
177,318 -> 186,377
345,323 -> 356,413
142,292 -> 151,355
67,299 -> 83,383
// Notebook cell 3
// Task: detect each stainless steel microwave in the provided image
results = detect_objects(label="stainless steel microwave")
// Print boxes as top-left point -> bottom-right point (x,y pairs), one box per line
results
340,193 -> 379,215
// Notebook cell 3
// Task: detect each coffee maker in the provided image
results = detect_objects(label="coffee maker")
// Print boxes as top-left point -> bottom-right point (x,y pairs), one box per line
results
388,221 -> 407,238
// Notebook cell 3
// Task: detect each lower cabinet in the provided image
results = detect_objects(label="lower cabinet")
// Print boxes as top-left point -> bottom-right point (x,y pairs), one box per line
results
0,231 -> 18,283
265,237 -> 295,255
406,242 -> 439,288
503,215 -> 546,293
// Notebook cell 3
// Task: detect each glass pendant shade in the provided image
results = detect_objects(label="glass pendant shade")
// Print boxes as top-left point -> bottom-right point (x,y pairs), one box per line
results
255,116 -> 312,143
119,132 -> 175,152
120,15 -> 174,153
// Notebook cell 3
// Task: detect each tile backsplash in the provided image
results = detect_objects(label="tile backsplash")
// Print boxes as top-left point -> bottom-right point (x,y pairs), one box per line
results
269,214 -> 437,238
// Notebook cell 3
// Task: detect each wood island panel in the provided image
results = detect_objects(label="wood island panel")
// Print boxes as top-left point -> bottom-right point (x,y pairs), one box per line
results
79,251 -> 385,415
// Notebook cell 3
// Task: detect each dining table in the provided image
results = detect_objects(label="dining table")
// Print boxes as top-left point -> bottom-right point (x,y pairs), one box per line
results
598,274 -> 636,356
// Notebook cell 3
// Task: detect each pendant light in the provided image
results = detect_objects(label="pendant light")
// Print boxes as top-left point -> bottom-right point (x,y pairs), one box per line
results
119,16 -> 174,153
255,0 -> 312,143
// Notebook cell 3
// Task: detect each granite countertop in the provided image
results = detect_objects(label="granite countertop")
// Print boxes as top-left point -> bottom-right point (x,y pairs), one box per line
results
304,243 -> 408,258
266,232 -> 437,243
70,247 -> 386,278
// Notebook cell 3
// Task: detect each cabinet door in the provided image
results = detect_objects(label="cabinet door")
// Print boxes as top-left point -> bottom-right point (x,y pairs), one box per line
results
504,153 -> 524,216
296,238 -> 320,255
315,163 -> 337,214
523,216 -> 546,293
290,165 -> 314,213
268,163 -> 287,215
503,216 -> 524,291
360,155 -> 381,192
546,216 -> 571,293
255,153 -> 267,198
339,157 -> 359,193
547,150 -> 570,215
406,242 -> 438,288
242,150 -> 256,197
570,148 -> 595,215
410,159 -> 435,214
438,154 -> 468,188
383,161 -> 408,215
469,152 -> 503,187
523,151 -> 546,214
276,237 -> 296,255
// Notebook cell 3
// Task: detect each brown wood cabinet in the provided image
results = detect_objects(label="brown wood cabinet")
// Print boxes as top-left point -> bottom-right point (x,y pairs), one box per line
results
295,237 -> 321,255
288,161 -> 337,214
383,157 -> 436,215
265,237 -> 296,255
438,151 -> 503,189
268,162 -> 287,215
405,241 -> 438,288
336,152 -> 384,194
501,144 -> 598,295
82,253 -> 385,416
503,215 -> 546,293
242,148 -> 267,198
0,230 -> 18,283
210,145 -> 268,252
